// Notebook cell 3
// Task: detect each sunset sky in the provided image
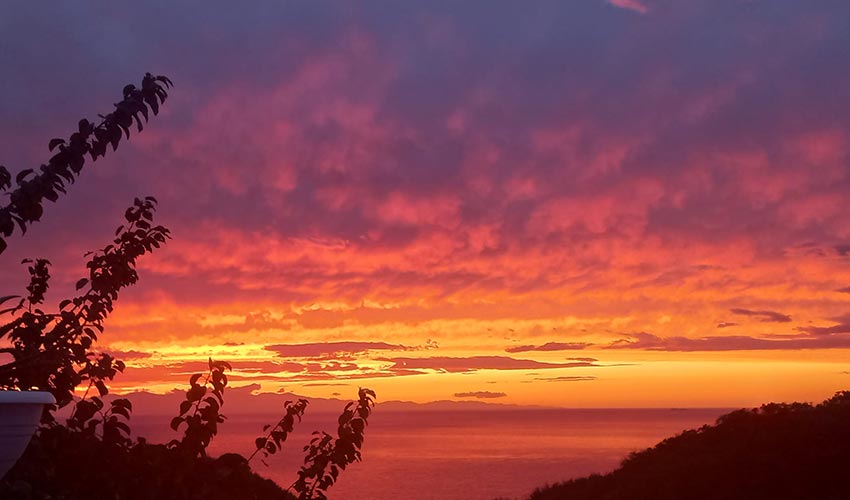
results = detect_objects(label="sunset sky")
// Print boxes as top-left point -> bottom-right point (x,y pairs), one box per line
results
2,0 -> 850,408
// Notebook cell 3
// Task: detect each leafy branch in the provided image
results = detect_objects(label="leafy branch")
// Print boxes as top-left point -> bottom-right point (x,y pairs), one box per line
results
0,73 -> 172,425
291,388 -> 376,500
249,398 -> 309,465
0,73 -> 172,254
169,358 -> 232,457
0,197 -> 170,422
67,396 -> 133,449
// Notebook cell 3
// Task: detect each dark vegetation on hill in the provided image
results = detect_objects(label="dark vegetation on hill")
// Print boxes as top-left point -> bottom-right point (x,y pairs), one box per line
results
1,425 -> 294,500
528,391 -> 850,500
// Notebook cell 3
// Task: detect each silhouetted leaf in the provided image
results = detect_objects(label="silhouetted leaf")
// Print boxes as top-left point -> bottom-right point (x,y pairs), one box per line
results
15,169 -> 33,184
187,385 -> 206,402
0,165 -> 11,190
95,380 -> 108,396
111,406 -> 130,419
0,295 -> 19,305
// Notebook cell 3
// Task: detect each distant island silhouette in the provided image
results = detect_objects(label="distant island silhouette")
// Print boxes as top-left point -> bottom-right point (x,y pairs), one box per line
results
526,391 -> 850,500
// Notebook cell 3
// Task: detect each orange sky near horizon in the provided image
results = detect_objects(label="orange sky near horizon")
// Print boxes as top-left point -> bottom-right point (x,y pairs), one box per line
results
2,0 -> 850,408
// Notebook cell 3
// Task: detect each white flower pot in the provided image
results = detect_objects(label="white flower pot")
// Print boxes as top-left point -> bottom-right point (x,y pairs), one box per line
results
0,391 -> 55,479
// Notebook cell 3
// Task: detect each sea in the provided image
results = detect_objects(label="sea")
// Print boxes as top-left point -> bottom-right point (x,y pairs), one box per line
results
131,408 -> 728,500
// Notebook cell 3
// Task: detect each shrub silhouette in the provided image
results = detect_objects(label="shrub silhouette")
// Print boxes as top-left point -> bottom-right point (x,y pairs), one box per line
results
0,74 -> 375,500
0,73 -> 173,422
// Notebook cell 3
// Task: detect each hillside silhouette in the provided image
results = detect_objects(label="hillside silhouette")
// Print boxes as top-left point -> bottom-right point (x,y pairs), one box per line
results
528,391 -> 850,500
1,425 -> 294,500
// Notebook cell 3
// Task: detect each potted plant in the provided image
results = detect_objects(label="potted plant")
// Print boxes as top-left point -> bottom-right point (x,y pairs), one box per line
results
0,390 -> 54,479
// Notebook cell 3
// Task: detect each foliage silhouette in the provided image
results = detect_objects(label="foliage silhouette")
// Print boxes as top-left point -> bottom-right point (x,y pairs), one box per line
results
169,358 -> 232,457
291,388 -> 376,500
0,197 -> 170,423
0,73 -> 172,254
67,396 -> 134,449
250,398 -> 309,465
0,70 -> 172,422
528,391 -> 850,500
0,73 -> 376,500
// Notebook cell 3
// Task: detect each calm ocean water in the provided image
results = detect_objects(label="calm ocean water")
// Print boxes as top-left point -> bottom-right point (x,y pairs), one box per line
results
132,408 -> 727,500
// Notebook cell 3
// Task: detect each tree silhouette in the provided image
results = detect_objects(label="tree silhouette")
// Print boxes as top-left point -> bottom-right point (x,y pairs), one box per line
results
0,73 -> 376,500
0,74 -> 172,424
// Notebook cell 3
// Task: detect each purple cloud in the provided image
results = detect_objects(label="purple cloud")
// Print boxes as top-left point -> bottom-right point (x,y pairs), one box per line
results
797,323 -> 850,336
608,332 -> 850,351
453,391 -> 507,399
505,342 -> 592,353
380,356 -> 597,373
729,308 -> 792,323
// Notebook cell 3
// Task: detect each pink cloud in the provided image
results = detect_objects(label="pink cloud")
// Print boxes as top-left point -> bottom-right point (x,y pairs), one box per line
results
607,0 -> 648,14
